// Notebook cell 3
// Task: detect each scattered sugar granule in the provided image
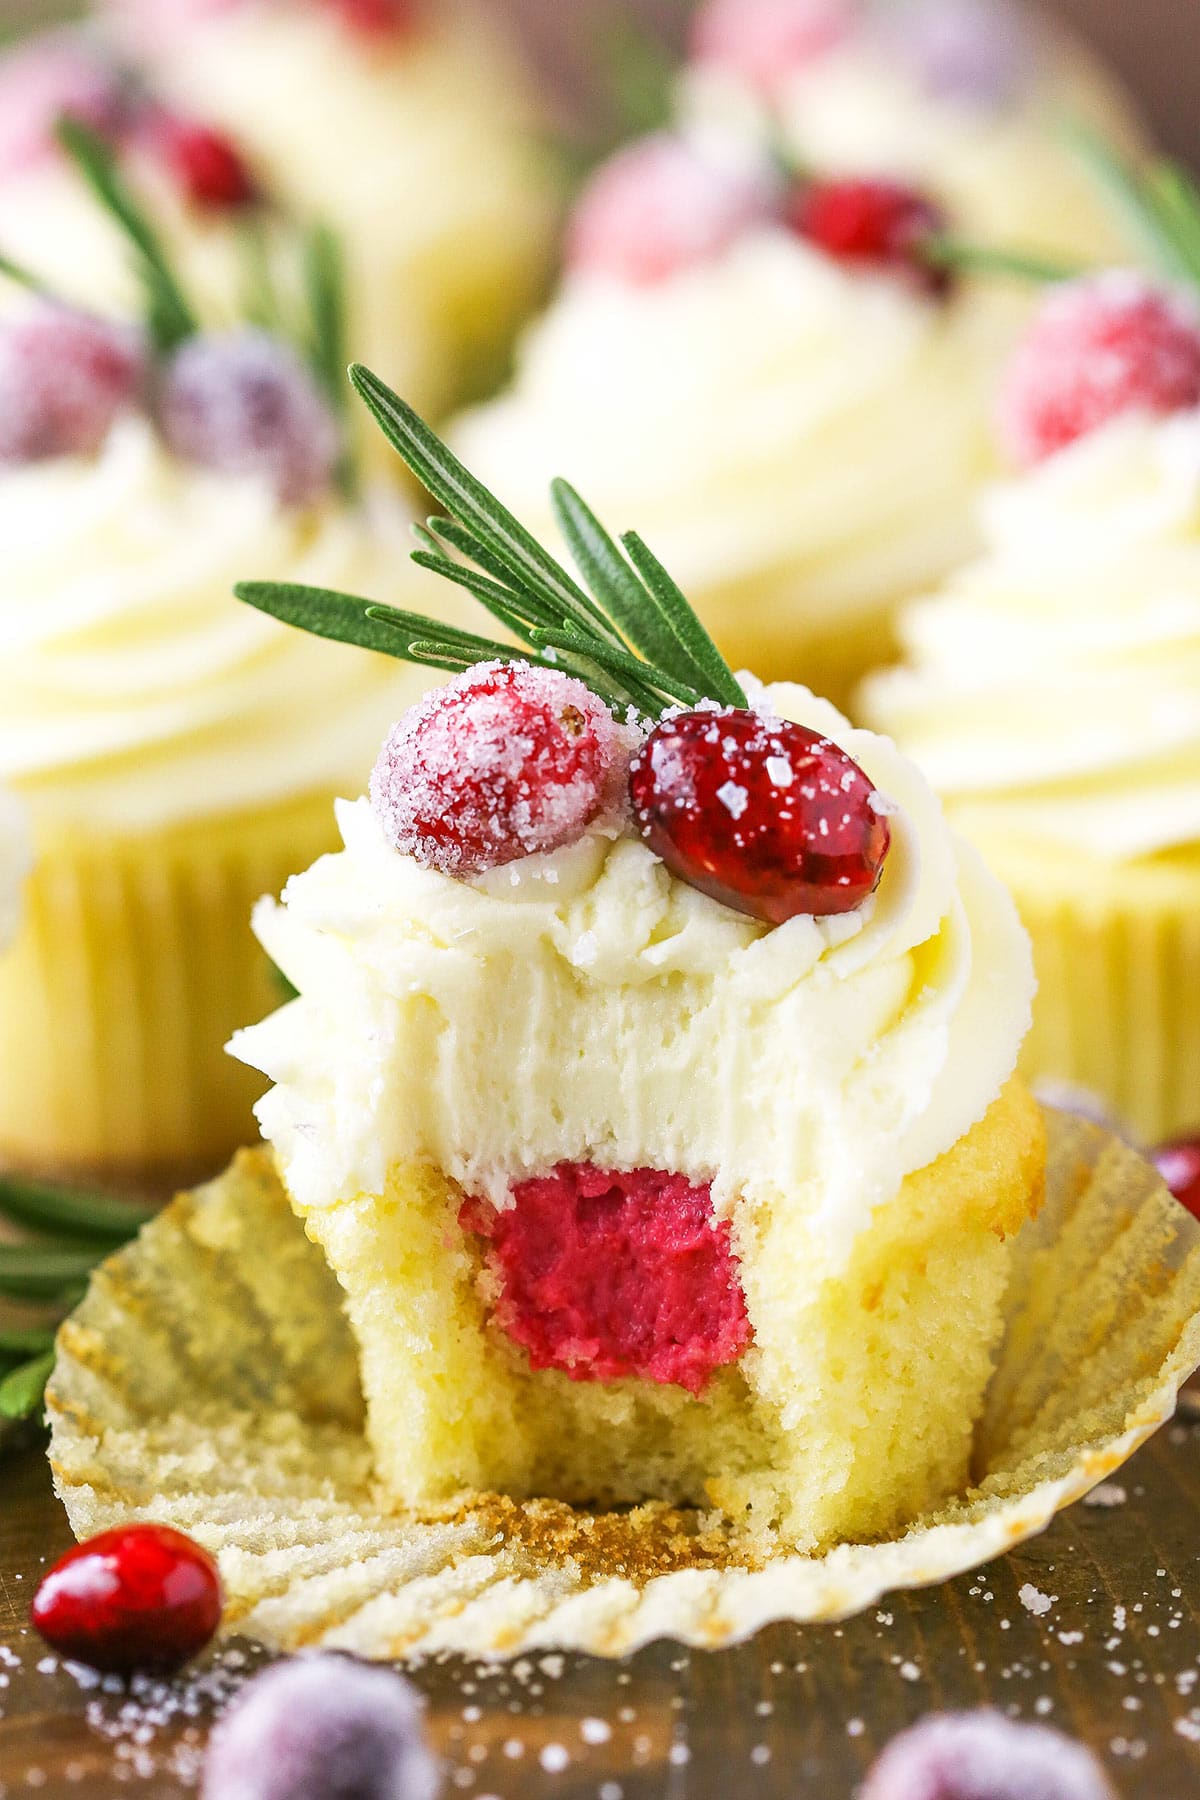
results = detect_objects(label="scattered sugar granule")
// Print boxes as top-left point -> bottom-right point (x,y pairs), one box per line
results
539,1745 -> 569,1773
1019,1584 -> 1054,1617
580,1719 -> 611,1745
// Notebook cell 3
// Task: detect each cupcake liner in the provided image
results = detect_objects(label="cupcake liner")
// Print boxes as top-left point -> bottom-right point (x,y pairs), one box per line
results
45,1111 -> 1200,1660
0,792 -> 341,1190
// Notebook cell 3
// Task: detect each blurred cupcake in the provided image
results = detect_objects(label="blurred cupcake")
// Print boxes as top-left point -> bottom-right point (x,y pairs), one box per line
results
0,789 -> 31,953
453,126 -> 1025,704
863,269 -> 1200,1141
683,0 -> 1143,268
102,0 -> 559,431
0,138 -> 448,1188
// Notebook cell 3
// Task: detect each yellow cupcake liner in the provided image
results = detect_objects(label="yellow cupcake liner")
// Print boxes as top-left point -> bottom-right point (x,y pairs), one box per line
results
0,793 -> 342,1190
45,1109 -> 1200,1659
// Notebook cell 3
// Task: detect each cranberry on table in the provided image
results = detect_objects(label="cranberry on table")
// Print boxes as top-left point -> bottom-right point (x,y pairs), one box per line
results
1152,1136 -> 1200,1221
201,1654 -> 439,1800
690,0 -> 855,94
371,661 -> 632,878
0,308 -> 146,465
789,176 -> 950,294
998,274 -> 1200,468
139,111 -> 258,211
861,1710 -> 1116,1800
630,707 -> 890,925
31,1523 -> 222,1676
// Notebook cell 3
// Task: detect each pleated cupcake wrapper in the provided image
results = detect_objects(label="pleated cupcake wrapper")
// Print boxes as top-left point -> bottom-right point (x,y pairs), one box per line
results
0,794 -> 341,1188
45,1111 -> 1200,1660
1015,882 -> 1200,1147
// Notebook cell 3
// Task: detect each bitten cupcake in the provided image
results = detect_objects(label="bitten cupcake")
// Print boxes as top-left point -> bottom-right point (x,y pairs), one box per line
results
863,266 -> 1200,1143
232,378 -> 1042,1553
0,135 -> 447,1188
683,0 -> 1143,268
102,0 -> 558,430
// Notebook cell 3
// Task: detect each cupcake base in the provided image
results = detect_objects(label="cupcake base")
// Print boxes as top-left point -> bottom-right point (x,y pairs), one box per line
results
45,1106 -> 1198,1659
0,791 -> 344,1192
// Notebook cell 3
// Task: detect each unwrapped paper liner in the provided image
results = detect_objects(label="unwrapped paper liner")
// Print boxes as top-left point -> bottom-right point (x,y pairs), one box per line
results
45,1110 -> 1200,1659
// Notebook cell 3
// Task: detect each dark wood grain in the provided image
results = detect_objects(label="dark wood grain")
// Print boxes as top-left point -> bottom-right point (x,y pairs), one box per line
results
4,1423 -> 1200,1797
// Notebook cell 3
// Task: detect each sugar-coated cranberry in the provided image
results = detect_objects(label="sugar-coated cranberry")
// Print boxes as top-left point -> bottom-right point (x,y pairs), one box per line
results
371,661 -> 632,878
568,133 -> 777,285
861,1710 -> 1116,1800
138,110 -> 258,210
201,1655 -> 439,1800
0,307 -> 145,465
885,0 -> 1031,108
0,33 -> 129,177
158,330 -> 340,506
32,1524 -> 222,1676
998,273 -> 1200,468
321,0 -> 416,39
631,707 -> 890,925
788,175 -> 950,293
690,0 -> 856,94
1152,1137 -> 1200,1222
461,1164 -> 752,1394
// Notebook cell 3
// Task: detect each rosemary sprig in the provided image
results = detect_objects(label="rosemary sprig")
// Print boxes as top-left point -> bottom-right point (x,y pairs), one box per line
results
926,236 -> 1085,285
1067,124 -> 1200,291
302,223 -> 358,500
238,366 -> 748,719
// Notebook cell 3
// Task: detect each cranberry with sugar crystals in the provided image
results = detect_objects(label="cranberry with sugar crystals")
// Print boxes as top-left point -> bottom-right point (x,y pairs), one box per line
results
201,1654 -> 439,1800
999,273 -> 1200,468
568,132 -> 777,285
690,0 -> 855,94
861,1709 -> 1116,1800
139,110 -> 258,211
1152,1136 -> 1200,1222
789,175 -> 950,293
371,661 -> 630,877
322,0 -> 415,40
0,34 -> 129,177
32,1523 -> 222,1675
0,307 -> 145,465
630,707 -> 890,925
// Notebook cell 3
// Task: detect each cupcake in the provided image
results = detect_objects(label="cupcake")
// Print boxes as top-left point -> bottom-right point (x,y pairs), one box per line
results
683,0 -> 1143,268
0,137 -> 448,1188
231,376 -> 1042,1552
0,788 -> 31,954
862,268 -> 1200,1143
102,0 -> 558,430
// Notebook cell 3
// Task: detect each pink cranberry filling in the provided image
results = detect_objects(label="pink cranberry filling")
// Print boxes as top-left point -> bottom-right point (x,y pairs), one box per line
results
460,1163 -> 752,1395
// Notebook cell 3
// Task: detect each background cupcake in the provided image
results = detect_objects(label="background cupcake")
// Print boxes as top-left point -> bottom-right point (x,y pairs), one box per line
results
0,788 -> 30,954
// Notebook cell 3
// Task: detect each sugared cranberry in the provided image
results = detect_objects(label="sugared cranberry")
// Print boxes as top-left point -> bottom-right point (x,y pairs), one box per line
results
0,307 -> 145,465
138,110 -> 258,211
999,274 -> 1200,468
158,330 -> 340,506
630,707 -> 890,925
0,33 -> 129,177
1152,1137 -> 1200,1222
32,1524 -> 222,1675
861,1710 -> 1116,1800
788,175 -> 950,294
322,0 -> 415,39
461,1164 -> 752,1394
371,661 -> 632,878
885,0 -> 1031,108
690,0 -> 856,94
202,1655 -> 439,1800
568,133 -> 777,285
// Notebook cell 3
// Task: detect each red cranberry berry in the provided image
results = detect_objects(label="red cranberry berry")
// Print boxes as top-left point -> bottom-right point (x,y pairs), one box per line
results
0,34 -> 129,177
630,707 -> 890,925
201,1655 -> 439,1800
1152,1136 -> 1200,1222
158,329 -> 340,506
138,110 -> 258,211
0,307 -> 145,465
370,661 -> 631,878
999,274 -> 1200,468
690,0 -> 856,95
321,0 -> 415,40
461,1164 -> 752,1394
789,175 -> 950,294
568,133 -> 777,286
861,1710 -> 1116,1800
32,1523 -> 222,1675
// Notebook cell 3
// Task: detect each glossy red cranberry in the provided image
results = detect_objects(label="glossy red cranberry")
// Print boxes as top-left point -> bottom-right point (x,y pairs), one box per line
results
141,111 -> 258,211
630,707 -> 891,925
998,273 -> 1200,468
322,0 -> 414,39
32,1524 -> 222,1675
789,175 -> 950,293
1152,1137 -> 1200,1222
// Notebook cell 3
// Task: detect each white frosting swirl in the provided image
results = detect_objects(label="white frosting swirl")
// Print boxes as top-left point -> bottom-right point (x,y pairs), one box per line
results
0,418 -> 443,831
861,414 -> 1200,861
232,682 -> 1034,1272
453,231 -> 995,641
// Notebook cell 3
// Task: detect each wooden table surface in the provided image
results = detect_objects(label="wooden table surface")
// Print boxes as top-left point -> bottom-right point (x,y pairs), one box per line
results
2,1421 -> 1200,1798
